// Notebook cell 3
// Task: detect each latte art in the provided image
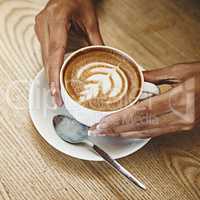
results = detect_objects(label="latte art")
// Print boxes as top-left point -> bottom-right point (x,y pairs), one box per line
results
64,48 -> 142,111
77,62 -> 128,104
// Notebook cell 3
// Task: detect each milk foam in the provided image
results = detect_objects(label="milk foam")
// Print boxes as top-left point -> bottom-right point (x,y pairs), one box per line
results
76,62 -> 128,103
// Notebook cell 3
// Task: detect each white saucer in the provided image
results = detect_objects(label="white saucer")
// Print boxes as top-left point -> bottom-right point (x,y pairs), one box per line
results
29,69 -> 154,161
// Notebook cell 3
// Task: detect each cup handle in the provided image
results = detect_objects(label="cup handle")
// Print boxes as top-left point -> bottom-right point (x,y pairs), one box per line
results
139,82 -> 160,101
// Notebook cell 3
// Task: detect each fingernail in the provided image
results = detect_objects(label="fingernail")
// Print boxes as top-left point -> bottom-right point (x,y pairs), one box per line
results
88,130 -> 106,137
57,98 -> 63,107
51,90 -> 63,107
51,87 -> 56,96
96,124 -> 101,130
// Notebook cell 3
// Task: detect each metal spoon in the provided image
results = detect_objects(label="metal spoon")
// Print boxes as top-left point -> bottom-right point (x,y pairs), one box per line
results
53,115 -> 146,190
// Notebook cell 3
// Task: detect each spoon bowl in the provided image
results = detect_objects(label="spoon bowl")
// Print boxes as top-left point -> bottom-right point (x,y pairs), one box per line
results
53,115 -> 89,144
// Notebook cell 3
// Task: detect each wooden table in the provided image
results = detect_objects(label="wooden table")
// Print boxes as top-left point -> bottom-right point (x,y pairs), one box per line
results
0,0 -> 200,199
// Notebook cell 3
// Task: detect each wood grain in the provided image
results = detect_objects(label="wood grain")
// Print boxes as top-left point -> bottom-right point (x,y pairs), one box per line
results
0,0 -> 200,199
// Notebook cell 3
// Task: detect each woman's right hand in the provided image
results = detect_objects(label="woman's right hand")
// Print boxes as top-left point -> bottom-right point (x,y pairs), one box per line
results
89,62 -> 200,138
35,0 -> 103,106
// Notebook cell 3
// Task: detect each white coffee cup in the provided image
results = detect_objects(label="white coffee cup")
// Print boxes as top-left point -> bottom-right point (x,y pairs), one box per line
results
60,46 -> 159,127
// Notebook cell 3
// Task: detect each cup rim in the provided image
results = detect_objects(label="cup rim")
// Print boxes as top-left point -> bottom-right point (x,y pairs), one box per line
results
60,45 -> 144,114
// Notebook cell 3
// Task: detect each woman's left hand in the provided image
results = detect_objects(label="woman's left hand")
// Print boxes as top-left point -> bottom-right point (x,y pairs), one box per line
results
89,63 -> 200,138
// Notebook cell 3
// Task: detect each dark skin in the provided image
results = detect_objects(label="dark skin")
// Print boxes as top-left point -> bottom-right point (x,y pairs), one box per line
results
35,0 -> 103,106
89,63 -> 200,138
35,0 -> 200,138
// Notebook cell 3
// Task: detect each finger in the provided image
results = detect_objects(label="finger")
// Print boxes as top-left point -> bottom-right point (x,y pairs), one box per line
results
84,16 -> 104,45
97,104 -> 149,130
96,119 -> 158,136
119,123 -> 188,138
89,118 -> 183,137
144,69 -> 180,85
35,13 -> 50,66
88,124 -> 114,137
91,113 -> 160,136
47,20 -> 68,106
145,63 -> 200,84
88,104 -> 150,137
86,26 -> 104,45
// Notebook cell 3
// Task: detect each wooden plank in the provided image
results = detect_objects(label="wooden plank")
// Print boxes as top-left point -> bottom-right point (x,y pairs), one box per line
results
0,0 -> 199,199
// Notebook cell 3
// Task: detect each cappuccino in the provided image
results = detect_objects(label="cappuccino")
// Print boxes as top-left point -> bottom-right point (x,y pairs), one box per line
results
63,47 -> 142,111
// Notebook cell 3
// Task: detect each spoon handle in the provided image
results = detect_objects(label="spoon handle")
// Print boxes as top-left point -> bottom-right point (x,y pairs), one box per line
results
93,144 -> 146,190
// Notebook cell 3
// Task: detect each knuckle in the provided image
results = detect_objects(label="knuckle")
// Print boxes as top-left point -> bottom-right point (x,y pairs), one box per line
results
183,115 -> 196,127
46,59 -> 60,76
46,61 -> 54,74
111,126 -> 120,134
35,11 -> 47,38
46,3 -> 69,23
86,20 -> 98,33
126,113 -> 135,124
182,123 -> 195,131
46,5 -> 55,13
35,12 -> 44,25
35,15 -> 40,24
46,59 -> 55,70
34,24 -> 38,36
46,3 -> 58,15
49,42 -> 65,56
101,114 -> 117,124
114,116 -> 123,126
50,41 -> 63,50
46,63 -> 51,76
49,41 -> 58,52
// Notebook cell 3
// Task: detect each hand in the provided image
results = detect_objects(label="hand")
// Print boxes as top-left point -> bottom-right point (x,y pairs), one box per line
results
89,62 -> 200,138
35,0 -> 103,106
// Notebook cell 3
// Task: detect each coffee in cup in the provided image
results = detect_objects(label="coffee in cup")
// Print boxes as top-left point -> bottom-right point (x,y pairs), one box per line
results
63,47 -> 142,112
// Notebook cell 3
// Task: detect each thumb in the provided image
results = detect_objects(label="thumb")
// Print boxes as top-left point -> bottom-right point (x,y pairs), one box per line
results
86,24 -> 104,45
144,68 -> 180,85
